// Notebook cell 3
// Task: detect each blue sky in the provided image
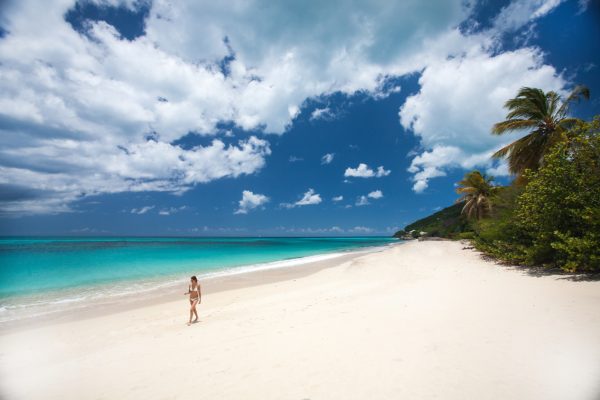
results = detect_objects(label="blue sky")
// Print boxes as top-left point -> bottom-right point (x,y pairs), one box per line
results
0,0 -> 598,236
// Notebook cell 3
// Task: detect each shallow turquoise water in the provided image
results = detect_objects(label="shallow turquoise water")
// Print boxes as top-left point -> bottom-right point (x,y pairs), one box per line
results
0,236 -> 397,318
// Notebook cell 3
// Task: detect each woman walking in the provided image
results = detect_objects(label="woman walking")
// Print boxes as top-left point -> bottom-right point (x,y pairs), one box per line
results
184,276 -> 201,325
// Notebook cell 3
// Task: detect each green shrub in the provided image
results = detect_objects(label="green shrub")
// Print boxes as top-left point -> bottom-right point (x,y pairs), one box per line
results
472,185 -> 528,260
512,120 -> 600,272
474,118 -> 600,273
457,231 -> 476,240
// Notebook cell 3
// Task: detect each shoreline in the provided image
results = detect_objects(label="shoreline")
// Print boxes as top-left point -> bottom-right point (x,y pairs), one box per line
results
0,243 -> 397,333
1,240 -> 599,400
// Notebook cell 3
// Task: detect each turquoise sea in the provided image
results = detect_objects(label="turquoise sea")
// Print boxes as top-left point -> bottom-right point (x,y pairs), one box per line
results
0,236 -> 397,323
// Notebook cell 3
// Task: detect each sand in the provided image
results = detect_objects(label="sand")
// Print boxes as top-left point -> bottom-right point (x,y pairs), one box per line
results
1,240 -> 599,400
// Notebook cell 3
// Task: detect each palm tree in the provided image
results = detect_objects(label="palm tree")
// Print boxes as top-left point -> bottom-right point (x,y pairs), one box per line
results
456,170 -> 495,220
492,86 -> 589,176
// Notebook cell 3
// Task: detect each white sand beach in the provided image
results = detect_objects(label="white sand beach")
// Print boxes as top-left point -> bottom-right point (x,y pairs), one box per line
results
1,240 -> 599,400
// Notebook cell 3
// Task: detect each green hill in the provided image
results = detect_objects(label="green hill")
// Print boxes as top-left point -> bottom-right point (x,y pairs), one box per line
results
394,202 -> 471,239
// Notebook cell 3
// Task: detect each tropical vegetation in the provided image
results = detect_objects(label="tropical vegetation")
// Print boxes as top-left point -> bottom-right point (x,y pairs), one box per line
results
393,203 -> 468,240
492,86 -> 589,176
455,170 -> 495,220
394,86 -> 599,273
475,119 -> 600,272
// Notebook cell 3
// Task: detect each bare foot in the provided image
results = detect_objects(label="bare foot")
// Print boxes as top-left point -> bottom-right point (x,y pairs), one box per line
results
187,321 -> 191,326
192,318 -> 198,323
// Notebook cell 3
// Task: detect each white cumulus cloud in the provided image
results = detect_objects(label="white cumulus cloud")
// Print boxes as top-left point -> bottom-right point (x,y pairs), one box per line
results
400,47 -> 566,192
395,0 -> 569,193
491,0 -> 566,33
235,190 -> 269,214
282,188 -> 322,208
344,163 -> 391,178
0,136 -> 271,215
0,0 -> 569,212
367,190 -> 383,199
356,190 -> 383,206
311,107 -> 335,121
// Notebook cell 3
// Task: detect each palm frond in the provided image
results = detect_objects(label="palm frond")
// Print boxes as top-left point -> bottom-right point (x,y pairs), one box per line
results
546,91 -> 561,118
508,87 -> 548,115
505,133 -> 545,174
491,85 -> 590,176
491,119 -> 538,135
492,132 -> 543,175
492,142 -> 513,159
455,170 -> 494,220
565,85 -> 590,103
557,85 -> 590,116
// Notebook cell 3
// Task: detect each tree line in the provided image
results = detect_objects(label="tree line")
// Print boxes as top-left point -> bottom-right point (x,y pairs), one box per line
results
456,86 -> 599,273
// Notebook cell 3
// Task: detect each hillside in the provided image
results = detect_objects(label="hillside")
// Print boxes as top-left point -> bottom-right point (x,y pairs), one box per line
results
394,202 -> 471,239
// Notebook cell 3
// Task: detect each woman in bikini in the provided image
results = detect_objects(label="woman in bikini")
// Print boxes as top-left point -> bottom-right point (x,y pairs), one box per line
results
184,275 -> 201,325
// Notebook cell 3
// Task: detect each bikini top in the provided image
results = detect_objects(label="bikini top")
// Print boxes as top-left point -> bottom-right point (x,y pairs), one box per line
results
189,284 -> 199,293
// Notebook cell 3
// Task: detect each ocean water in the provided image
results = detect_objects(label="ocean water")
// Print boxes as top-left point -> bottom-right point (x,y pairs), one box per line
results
0,236 -> 398,323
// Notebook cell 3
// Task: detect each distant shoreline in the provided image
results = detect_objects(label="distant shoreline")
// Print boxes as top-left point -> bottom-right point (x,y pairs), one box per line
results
0,241 -> 398,332
0,235 -> 396,239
